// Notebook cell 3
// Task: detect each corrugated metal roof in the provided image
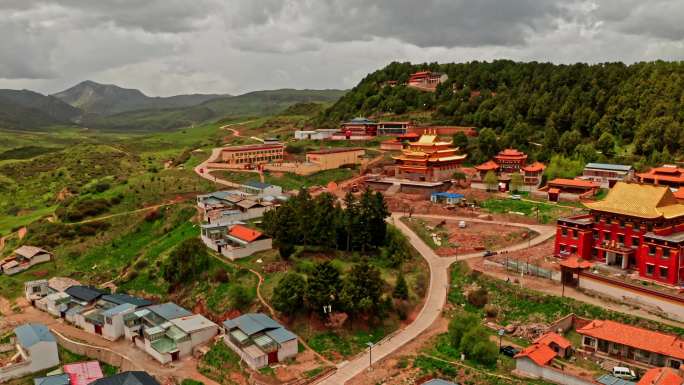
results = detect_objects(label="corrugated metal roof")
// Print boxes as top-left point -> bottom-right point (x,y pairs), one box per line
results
90,371 -> 160,385
65,285 -> 104,303
253,334 -> 275,349
265,328 -> 297,343
148,303 -> 192,321
596,374 -> 636,385
34,374 -> 71,385
585,163 -> 633,172
171,314 -> 217,333
102,303 -> 135,317
15,323 -> 55,348
102,293 -> 153,307
224,313 -> 281,336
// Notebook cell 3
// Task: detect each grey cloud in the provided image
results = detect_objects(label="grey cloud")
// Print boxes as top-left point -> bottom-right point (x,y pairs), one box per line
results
594,0 -> 684,41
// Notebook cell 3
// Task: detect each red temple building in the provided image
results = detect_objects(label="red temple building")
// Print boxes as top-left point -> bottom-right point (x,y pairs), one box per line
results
494,148 -> 528,173
407,71 -> 447,90
637,164 -> 684,188
522,162 -> 546,185
392,132 -> 467,181
555,182 -> 684,285
331,117 -> 378,140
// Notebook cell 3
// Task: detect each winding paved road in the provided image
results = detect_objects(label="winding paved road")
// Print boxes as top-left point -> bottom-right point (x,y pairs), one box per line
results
317,213 -> 555,385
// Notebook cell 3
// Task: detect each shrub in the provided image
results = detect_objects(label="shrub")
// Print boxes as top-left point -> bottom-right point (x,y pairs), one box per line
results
212,268 -> 230,283
228,284 -> 252,310
466,287 -> 489,308
484,304 -> 499,318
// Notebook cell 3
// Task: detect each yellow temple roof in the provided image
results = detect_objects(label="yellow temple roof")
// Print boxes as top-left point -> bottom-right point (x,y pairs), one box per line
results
585,182 -> 684,219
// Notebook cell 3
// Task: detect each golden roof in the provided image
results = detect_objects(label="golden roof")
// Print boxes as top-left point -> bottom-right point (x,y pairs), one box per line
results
585,182 -> 684,219
414,134 -> 453,146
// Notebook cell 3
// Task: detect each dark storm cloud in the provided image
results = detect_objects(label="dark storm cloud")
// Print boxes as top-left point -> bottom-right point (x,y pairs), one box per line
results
594,0 -> 684,41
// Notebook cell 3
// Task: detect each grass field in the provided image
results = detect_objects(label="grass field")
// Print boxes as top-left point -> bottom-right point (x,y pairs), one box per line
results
480,198 -> 577,224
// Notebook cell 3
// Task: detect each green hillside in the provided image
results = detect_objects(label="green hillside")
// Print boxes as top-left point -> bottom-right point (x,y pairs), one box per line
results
316,60 -> 684,166
0,90 -> 81,130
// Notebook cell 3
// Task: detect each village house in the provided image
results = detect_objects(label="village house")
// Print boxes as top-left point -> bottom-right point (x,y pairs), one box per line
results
65,286 -> 105,306
474,149 -> 545,189
637,367 -> 684,385
1,246 -> 52,275
223,313 -> 298,370
67,293 -> 151,340
201,224 -> 272,260
90,371 -> 161,385
522,162 -> 546,186
0,324 -> 60,382
555,182 -> 684,285
392,132 -> 467,182
545,178 -> 600,202
535,332 -> 572,359
377,121 -> 412,136
36,292 -> 72,317
578,319 -> 684,369
240,181 -> 283,197
63,361 -> 104,385
216,143 -> 284,169
430,192 -> 465,205
580,163 -> 635,188
24,279 -> 49,305
123,303 -> 218,364
638,165 -> 684,188
34,373 -> 71,385
514,342 -> 558,378
197,190 -> 278,225
331,117 -> 378,140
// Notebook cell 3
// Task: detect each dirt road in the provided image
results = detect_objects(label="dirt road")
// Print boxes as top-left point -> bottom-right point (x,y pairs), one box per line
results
317,213 -> 554,384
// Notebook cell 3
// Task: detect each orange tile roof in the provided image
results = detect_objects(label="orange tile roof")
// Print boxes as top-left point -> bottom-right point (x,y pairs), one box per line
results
674,189 -> 684,200
638,367 -> 684,385
535,332 -> 572,349
578,320 -> 684,360
514,343 -> 556,366
547,178 -> 600,189
475,160 -> 499,171
495,148 -> 528,160
229,225 -> 263,243
522,162 -> 546,172
548,188 -> 560,194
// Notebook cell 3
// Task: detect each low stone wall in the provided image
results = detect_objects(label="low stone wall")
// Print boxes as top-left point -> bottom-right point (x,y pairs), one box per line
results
51,328 -> 142,372
547,313 -> 592,334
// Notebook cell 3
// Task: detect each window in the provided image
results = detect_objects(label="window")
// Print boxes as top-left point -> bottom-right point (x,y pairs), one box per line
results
604,231 -> 611,240
670,360 -> 681,369
660,266 -> 669,279
647,264 -> 655,275
593,231 -> 599,240
632,237 -> 640,247
620,220 -> 625,228
573,230 -> 578,239
583,336 -> 596,347
562,228 -> 568,236
649,245 -> 656,256
618,234 -> 625,244
32,286 -> 41,293
663,248 -> 671,259
592,248 -> 598,257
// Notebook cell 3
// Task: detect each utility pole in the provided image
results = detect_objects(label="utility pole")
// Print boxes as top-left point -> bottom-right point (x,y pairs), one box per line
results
367,342 -> 374,371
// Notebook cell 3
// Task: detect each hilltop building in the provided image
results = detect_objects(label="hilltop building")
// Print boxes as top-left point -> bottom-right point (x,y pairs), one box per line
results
555,182 -> 684,285
377,121 -> 412,136
1,246 -> 52,275
392,132 -> 467,182
475,149 -> 546,190
407,71 -> 448,90
330,117 -> 377,140
201,224 -> 272,260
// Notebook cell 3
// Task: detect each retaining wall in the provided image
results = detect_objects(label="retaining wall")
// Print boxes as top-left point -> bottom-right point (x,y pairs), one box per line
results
51,329 -> 142,372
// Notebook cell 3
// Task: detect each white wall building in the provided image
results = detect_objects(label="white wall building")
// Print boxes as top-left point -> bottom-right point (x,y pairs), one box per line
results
0,324 -> 60,382
223,313 -> 298,370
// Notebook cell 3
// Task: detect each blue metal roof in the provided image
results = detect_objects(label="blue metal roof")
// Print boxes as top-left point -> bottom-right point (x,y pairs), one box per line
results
431,192 -> 465,199
34,374 -> 71,385
15,323 -> 55,348
585,163 -> 633,172
244,181 -> 273,190
148,303 -> 192,321
223,313 -> 283,336
596,374 -> 635,385
347,117 -> 375,124
102,293 -> 153,307
423,380 -> 458,385
102,303 -> 136,317
265,327 -> 297,343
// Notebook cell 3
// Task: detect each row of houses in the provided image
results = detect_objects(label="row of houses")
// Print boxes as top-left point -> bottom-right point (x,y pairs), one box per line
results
196,185 -> 285,225
515,317 -> 684,385
24,279 -> 220,365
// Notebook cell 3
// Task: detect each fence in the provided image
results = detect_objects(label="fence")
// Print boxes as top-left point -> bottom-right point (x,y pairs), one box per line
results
501,259 -> 553,280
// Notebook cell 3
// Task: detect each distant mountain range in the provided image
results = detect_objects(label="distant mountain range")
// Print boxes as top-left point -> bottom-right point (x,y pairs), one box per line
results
52,80 -> 225,116
0,80 -> 346,131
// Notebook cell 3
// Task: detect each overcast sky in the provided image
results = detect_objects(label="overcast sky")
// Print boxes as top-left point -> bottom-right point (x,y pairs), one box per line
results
1,0 -> 684,96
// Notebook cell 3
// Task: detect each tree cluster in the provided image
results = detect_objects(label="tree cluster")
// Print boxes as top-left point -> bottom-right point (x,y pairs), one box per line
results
448,313 -> 498,366
272,260 -> 402,319
315,60 -> 684,167
263,189 -> 390,255
163,238 -> 210,290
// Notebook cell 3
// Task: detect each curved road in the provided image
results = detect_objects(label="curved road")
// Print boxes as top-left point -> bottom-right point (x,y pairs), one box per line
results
317,213 -> 555,385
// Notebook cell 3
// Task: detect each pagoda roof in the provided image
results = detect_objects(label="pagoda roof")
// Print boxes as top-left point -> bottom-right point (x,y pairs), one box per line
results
495,148 -> 528,160
475,160 -> 499,171
522,162 -> 546,172
585,182 -> 684,219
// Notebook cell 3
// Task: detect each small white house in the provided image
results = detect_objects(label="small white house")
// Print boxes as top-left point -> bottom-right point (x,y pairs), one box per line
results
36,292 -> 71,317
24,280 -> 50,304
0,324 -> 60,382
1,246 -> 52,275
223,313 -> 298,370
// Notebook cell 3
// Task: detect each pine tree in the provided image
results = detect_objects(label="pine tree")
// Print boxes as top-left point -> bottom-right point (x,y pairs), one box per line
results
305,261 -> 342,315
393,273 -> 409,300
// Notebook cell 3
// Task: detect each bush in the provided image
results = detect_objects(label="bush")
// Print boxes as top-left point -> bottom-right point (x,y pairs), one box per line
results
228,284 -> 252,310
470,341 -> 498,366
212,268 -> 230,283
93,182 -> 111,193
466,287 -> 489,308
484,304 -> 499,318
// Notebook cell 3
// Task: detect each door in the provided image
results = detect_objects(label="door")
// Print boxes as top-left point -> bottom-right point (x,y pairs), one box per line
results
171,351 -> 180,361
268,350 -> 278,364
94,324 -> 102,335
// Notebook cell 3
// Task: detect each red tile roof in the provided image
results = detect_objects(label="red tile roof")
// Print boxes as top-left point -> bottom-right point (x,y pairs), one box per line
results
674,189 -> 684,200
578,320 -> 684,360
514,343 -> 557,366
475,160 -> 499,171
548,188 -> 560,194
535,332 -> 572,349
638,367 -> 684,385
559,256 -> 593,270
522,162 -> 546,173
495,148 -> 528,160
63,361 -> 104,385
229,225 -> 264,243
547,178 -> 600,189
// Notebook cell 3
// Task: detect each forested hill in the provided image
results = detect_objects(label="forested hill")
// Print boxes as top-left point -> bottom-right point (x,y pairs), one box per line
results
315,60 -> 684,165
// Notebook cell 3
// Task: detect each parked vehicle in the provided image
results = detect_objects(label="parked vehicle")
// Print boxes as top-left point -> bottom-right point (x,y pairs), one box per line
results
612,367 -> 637,380
500,345 -> 519,357
510,194 -> 521,200
458,221 -> 466,228
483,250 -> 497,257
